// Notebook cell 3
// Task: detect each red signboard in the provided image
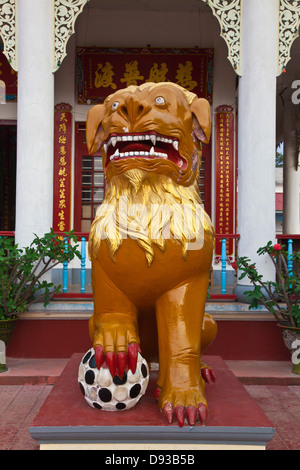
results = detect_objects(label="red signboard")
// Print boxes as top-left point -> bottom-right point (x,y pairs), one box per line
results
77,47 -> 213,104
53,103 -> 72,234
215,105 -> 236,257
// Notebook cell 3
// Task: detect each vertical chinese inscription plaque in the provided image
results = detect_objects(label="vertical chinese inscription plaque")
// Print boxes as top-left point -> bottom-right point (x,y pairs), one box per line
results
215,105 -> 236,258
53,103 -> 72,234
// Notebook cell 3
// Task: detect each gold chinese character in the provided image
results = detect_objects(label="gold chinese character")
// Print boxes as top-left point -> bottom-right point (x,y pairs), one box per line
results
59,156 -> 67,166
120,61 -> 144,86
94,62 -> 117,89
59,135 -> 67,145
145,63 -> 168,83
59,167 -> 67,177
59,123 -> 67,134
175,60 -> 197,91
59,145 -> 66,156
57,221 -> 65,231
59,199 -> 66,209
60,112 -> 68,122
58,210 -> 65,220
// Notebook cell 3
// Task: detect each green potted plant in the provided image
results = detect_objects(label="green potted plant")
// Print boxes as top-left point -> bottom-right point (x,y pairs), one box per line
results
0,229 -> 81,346
236,241 -> 300,375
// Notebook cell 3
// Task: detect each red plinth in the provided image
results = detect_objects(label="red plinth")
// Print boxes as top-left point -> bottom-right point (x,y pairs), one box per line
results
30,355 -> 275,450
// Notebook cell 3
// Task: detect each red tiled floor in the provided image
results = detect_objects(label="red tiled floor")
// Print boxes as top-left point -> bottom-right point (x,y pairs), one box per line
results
0,385 -> 52,450
245,385 -> 300,451
0,357 -> 68,385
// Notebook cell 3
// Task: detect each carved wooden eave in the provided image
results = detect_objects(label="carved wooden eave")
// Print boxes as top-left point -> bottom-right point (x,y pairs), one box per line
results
278,0 -> 300,75
204,0 -> 242,75
54,0 -> 89,72
0,0 -> 17,71
0,0 -> 243,75
0,0 -> 89,72
0,0 -> 299,76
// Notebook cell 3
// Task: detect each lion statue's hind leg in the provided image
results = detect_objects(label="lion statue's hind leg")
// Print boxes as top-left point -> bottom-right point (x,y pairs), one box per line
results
154,277 -> 217,427
200,313 -> 218,384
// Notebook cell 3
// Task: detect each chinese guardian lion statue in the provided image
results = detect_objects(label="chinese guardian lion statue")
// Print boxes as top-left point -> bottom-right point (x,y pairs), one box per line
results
86,82 -> 217,427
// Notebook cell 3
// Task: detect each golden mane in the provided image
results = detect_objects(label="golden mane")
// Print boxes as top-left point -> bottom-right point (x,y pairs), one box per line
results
89,171 -> 213,266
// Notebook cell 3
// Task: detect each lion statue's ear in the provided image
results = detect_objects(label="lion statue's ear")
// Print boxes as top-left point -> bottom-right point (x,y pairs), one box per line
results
86,104 -> 106,155
190,98 -> 211,145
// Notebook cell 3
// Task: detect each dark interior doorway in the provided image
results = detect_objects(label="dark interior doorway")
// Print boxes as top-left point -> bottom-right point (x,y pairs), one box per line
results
0,124 -> 17,232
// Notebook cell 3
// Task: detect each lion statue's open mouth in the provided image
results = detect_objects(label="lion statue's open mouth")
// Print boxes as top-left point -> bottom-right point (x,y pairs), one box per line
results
86,81 -> 210,187
104,131 -> 184,169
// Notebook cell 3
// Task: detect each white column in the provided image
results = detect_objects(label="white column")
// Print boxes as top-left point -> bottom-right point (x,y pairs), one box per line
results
283,101 -> 300,234
235,0 -> 278,299
15,0 -> 54,248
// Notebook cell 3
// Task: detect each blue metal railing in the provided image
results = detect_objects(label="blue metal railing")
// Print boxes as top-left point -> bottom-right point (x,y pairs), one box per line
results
213,234 -> 240,297
59,233 -> 240,298
277,235 -> 299,283
61,236 -> 87,294
1,232 -> 296,299
221,238 -> 228,295
287,238 -> 293,278
62,238 -> 69,293
80,237 -> 86,293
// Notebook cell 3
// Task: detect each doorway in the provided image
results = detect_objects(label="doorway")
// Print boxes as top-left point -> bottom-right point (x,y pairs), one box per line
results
0,123 -> 17,232
74,123 -> 105,233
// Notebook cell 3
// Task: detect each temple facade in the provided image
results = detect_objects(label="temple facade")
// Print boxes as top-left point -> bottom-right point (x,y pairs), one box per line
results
0,0 -> 299,302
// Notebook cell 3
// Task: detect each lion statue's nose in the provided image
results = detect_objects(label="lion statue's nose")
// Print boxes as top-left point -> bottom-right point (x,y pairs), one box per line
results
119,94 -> 151,124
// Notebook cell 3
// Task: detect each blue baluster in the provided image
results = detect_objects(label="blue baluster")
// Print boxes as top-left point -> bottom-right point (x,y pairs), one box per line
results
62,238 -> 68,293
221,238 -> 227,295
81,237 -> 86,293
287,239 -> 293,278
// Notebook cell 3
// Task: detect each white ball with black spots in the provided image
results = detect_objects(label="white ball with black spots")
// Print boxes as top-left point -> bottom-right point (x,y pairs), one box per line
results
78,348 -> 149,411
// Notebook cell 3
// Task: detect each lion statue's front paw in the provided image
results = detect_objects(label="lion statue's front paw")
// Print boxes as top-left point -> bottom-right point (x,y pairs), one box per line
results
156,386 -> 208,427
92,313 -> 140,379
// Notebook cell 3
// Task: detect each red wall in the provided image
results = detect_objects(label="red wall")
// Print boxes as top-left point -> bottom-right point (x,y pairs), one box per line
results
6,319 -> 290,361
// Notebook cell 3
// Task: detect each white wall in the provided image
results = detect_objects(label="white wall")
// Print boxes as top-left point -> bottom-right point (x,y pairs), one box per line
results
0,101 -> 17,120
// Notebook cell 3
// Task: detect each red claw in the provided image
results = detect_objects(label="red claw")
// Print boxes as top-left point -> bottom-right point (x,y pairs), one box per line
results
201,367 -> 217,384
174,405 -> 185,427
210,369 -> 217,383
198,403 -> 208,426
186,406 -> 197,426
163,403 -> 174,424
127,343 -> 139,374
106,352 -> 117,377
116,352 -> 127,379
94,345 -> 104,370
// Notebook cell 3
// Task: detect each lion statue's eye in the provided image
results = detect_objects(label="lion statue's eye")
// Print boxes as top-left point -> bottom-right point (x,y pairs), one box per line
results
155,96 -> 166,105
112,101 -> 119,110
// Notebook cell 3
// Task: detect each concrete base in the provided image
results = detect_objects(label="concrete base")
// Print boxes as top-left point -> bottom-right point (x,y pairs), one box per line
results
234,284 -> 252,303
29,355 -> 275,451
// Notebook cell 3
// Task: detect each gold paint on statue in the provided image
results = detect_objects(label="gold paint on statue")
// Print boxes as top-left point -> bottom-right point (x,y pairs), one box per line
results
86,82 -> 217,426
